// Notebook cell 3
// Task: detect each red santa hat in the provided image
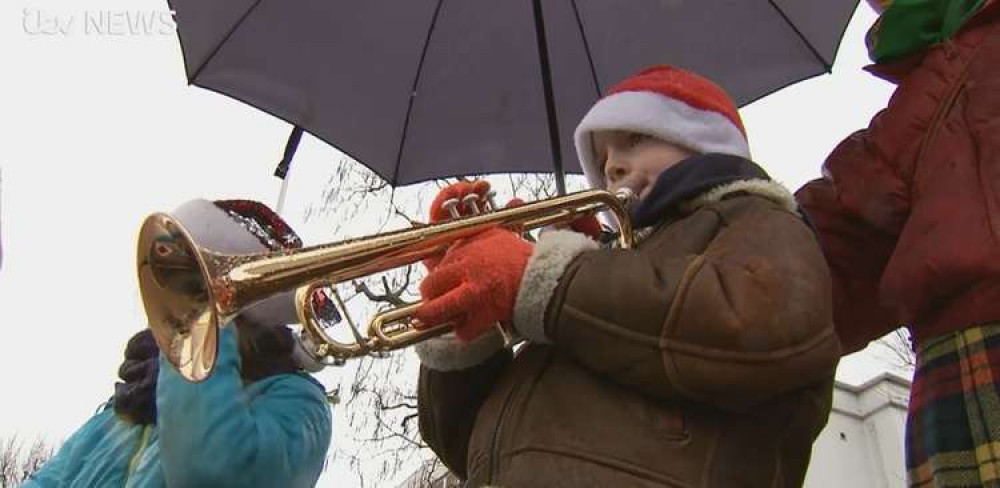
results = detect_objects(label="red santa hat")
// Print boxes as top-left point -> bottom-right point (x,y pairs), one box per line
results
169,199 -> 327,372
574,65 -> 751,189
170,198 -> 303,327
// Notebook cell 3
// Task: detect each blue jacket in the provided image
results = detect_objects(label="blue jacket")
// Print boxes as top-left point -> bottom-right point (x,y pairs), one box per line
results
26,326 -> 332,487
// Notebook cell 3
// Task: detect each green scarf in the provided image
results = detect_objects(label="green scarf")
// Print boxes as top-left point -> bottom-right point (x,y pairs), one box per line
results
866,0 -> 988,63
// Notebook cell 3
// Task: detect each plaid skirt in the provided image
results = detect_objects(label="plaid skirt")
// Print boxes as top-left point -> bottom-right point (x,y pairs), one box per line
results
907,323 -> 1000,487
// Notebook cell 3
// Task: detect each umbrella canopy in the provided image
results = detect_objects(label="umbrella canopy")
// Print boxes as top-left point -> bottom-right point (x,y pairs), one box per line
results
170,0 -> 857,189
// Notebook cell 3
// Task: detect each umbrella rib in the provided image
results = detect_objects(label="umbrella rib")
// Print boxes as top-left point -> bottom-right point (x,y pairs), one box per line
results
391,0 -> 448,187
570,0 -> 603,98
189,0 -> 265,82
533,0 -> 567,195
767,0 -> 832,72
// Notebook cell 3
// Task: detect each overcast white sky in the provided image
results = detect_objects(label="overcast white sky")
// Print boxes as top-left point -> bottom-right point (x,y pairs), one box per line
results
2,1 -> 907,486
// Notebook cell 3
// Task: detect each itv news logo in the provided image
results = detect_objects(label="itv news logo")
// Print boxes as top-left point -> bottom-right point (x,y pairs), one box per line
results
23,8 -> 177,37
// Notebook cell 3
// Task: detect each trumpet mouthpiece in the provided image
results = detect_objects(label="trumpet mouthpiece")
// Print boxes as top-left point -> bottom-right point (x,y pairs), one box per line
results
615,188 -> 638,209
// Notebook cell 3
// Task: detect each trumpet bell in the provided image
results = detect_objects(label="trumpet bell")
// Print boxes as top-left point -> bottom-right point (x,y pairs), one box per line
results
136,213 -> 220,382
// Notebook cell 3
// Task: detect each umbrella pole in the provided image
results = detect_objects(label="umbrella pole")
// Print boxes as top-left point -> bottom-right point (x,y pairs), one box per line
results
532,0 -> 567,196
275,171 -> 291,215
274,126 -> 305,215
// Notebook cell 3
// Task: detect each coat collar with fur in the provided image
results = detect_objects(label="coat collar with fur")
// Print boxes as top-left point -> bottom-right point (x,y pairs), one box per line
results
629,153 -> 799,228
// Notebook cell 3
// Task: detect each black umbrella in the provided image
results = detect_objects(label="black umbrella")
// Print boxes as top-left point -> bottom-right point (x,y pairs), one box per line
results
169,0 -> 858,194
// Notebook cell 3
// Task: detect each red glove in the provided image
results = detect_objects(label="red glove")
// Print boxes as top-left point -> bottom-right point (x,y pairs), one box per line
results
415,228 -> 533,342
423,180 -> 524,270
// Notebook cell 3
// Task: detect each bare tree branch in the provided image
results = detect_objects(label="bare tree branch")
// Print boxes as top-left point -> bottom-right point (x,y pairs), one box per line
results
352,267 -> 415,308
0,436 -> 56,487
395,207 -> 425,228
878,327 -> 916,370
382,401 -> 419,412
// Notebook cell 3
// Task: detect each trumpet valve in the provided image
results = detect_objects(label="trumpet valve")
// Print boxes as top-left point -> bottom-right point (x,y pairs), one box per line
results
462,194 -> 482,215
442,198 -> 461,219
484,191 -> 499,212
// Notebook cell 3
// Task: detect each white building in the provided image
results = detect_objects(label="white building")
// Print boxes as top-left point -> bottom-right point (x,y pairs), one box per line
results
399,373 -> 912,488
805,373 -> 911,488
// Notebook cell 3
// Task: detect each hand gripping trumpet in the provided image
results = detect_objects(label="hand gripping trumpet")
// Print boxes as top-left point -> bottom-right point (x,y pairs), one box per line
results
136,189 -> 636,381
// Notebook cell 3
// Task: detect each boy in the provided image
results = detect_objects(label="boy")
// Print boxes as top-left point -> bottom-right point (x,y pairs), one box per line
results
413,65 -> 841,487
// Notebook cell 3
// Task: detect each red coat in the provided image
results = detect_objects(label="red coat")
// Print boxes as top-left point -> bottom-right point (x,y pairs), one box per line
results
796,5 -> 1000,353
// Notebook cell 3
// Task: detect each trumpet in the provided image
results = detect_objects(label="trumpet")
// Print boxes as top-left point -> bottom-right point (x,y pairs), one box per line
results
137,189 -> 636,382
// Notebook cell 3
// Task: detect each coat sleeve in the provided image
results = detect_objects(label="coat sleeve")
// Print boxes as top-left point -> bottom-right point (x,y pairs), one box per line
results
22,407 -> 115,487
792,104 -> 911,353
23,440 -> 74,487
416,333 -> 512,480
513,197 -> 841,412
796,174 -> 902,354
792,56 -> 928,351
22,417 -> 90,487
156,326 -> 332,488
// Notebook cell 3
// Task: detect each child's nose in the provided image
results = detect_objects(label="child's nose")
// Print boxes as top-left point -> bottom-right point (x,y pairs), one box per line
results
604,150 -> 629,183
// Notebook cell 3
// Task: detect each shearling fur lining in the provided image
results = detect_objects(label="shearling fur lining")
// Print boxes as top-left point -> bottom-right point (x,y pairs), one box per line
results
684,179 -> 800,215
414,331 -> 504,372
513,230 -> 600,344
